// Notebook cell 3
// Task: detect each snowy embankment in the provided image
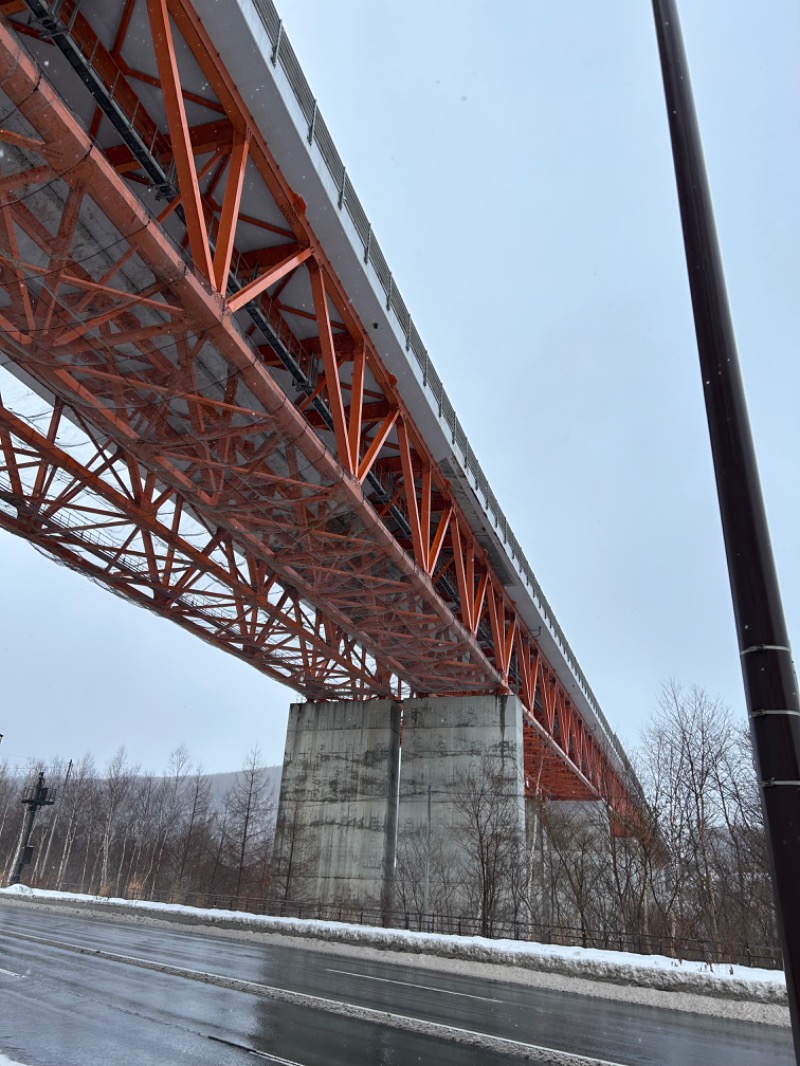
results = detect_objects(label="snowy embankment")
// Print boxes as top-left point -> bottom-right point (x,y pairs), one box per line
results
0,884 -> 786,1006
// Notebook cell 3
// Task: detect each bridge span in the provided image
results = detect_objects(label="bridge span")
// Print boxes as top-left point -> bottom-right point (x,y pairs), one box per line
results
0,0 -> 643,903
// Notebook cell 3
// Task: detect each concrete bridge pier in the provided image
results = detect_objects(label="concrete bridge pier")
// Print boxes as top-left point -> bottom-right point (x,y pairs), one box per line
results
272,698 -> 401,919
272,694 -> 528,920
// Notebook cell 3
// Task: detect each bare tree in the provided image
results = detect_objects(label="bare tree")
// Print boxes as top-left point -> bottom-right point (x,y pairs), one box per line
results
271,798 -> 322,908
636,682 -> 775,956
223,748 -> 275,900
451,755 -> 525,937
53,754 -> 96,891
395,825 -> 459,926
0,761 -> 24,883
540,801 -> 618,942
173,766 -> 213,899
98,748 -> 136,895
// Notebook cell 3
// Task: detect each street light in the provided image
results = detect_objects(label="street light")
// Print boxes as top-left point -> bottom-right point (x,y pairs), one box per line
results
651,2 -> 800,1059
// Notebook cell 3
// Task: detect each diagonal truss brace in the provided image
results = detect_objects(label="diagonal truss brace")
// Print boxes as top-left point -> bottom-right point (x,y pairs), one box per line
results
0,382 -> 394,699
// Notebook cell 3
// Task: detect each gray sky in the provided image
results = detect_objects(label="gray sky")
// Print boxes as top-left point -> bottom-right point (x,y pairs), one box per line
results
1,1 -> 798,776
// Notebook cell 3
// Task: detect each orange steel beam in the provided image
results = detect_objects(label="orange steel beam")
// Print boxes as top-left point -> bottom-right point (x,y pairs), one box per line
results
348,345 -> 366,475
397,417 -> 425,571
0,393 -> 390,699
229,245 -> 313,315
357,408 -> 398,483
308,260 -> 355,476
0,6 -> 640,820
212,126 -> 250,293
0,27 -> 492,689
146,0 -> 214,280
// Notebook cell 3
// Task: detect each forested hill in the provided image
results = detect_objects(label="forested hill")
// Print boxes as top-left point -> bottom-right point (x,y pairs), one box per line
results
204,765 -> 282,809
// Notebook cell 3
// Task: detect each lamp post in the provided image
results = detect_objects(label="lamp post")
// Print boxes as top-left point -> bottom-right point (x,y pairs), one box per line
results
651,2 -> 800,1057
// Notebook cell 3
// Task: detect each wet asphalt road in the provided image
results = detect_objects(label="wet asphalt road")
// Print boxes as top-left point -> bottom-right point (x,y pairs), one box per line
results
0,903 -> 793,1066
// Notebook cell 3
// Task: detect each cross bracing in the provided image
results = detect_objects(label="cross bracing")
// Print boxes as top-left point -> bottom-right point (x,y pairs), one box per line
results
0,0 -> 641,823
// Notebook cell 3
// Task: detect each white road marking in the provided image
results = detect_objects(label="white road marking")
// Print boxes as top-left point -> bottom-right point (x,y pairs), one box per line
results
403,1017 -> 634,1066
325,966 -> 503,1003
209,1033 -> 307,1065
6,926 -> 634,1064
248,1052 -> 306,1065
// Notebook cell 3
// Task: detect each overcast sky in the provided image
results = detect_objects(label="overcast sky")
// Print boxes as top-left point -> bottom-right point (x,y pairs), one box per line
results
1,1 -> 798,777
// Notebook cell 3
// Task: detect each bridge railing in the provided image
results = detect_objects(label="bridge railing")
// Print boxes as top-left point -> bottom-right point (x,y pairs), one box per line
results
249,0 -> 636,787
154,890 -> 779,970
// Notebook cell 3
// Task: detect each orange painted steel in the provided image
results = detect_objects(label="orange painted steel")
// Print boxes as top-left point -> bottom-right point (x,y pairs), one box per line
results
0,4 -> 637,822
0,394 -> 390,698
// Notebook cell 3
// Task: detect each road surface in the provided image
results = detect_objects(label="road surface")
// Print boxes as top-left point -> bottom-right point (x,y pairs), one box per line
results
0,902 -> 792,1065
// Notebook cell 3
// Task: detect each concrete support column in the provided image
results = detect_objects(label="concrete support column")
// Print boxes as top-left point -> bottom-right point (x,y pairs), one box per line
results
398,693 -> 524,831
273,694 -> 528,925
272,699 -> 400,912
397,694 -> 527,922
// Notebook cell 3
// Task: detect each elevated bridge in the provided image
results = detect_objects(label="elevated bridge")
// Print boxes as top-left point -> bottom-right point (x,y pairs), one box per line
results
0,0 -> 643,901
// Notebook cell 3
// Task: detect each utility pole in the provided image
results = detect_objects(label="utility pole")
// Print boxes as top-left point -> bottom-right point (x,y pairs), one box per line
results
8,772 -> 56,886
651,2 -> 800,1059
422,784 -> 432,931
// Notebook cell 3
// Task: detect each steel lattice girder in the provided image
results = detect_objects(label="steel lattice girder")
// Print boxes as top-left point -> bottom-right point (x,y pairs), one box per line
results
0,5 -> 638,822
0,381 -> 393,698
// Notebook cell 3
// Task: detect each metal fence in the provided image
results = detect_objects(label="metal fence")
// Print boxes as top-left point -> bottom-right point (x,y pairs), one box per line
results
170,891 -> 781,971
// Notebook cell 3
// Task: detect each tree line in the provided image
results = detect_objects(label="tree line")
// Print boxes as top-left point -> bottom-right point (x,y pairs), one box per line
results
0,684 -> 779,965
394,683 -> 777,962
0,746 -> 275,904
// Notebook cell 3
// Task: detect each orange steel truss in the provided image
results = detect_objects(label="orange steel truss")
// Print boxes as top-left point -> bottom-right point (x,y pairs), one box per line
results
0,2 -> 637,823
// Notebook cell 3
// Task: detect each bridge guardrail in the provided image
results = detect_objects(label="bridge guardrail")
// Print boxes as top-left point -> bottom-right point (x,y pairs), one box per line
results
249,0 -> 638,789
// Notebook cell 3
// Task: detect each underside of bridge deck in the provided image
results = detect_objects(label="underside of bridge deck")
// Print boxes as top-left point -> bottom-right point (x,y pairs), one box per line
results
0,0 -> 641,826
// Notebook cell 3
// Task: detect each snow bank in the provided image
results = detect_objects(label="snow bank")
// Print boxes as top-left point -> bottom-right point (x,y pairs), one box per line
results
0,885 -> 785,1003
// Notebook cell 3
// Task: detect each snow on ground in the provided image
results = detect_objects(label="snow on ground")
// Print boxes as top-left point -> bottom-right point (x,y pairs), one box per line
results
1,883 -> 785,1008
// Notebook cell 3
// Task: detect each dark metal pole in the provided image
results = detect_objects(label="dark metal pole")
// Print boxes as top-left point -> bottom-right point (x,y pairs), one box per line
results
9,796 -> 38,886
651,1 -> 800,1055
9,771 -> 54,886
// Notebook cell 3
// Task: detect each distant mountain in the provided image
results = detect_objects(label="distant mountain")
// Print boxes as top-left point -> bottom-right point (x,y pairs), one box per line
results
203,765 -> 282,809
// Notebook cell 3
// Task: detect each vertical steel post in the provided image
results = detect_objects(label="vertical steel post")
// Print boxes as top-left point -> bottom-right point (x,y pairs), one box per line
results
381,702 -> 402,927
423,784 -> 432,930
651,1 -> 800,1056
9,799 -> 38,887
